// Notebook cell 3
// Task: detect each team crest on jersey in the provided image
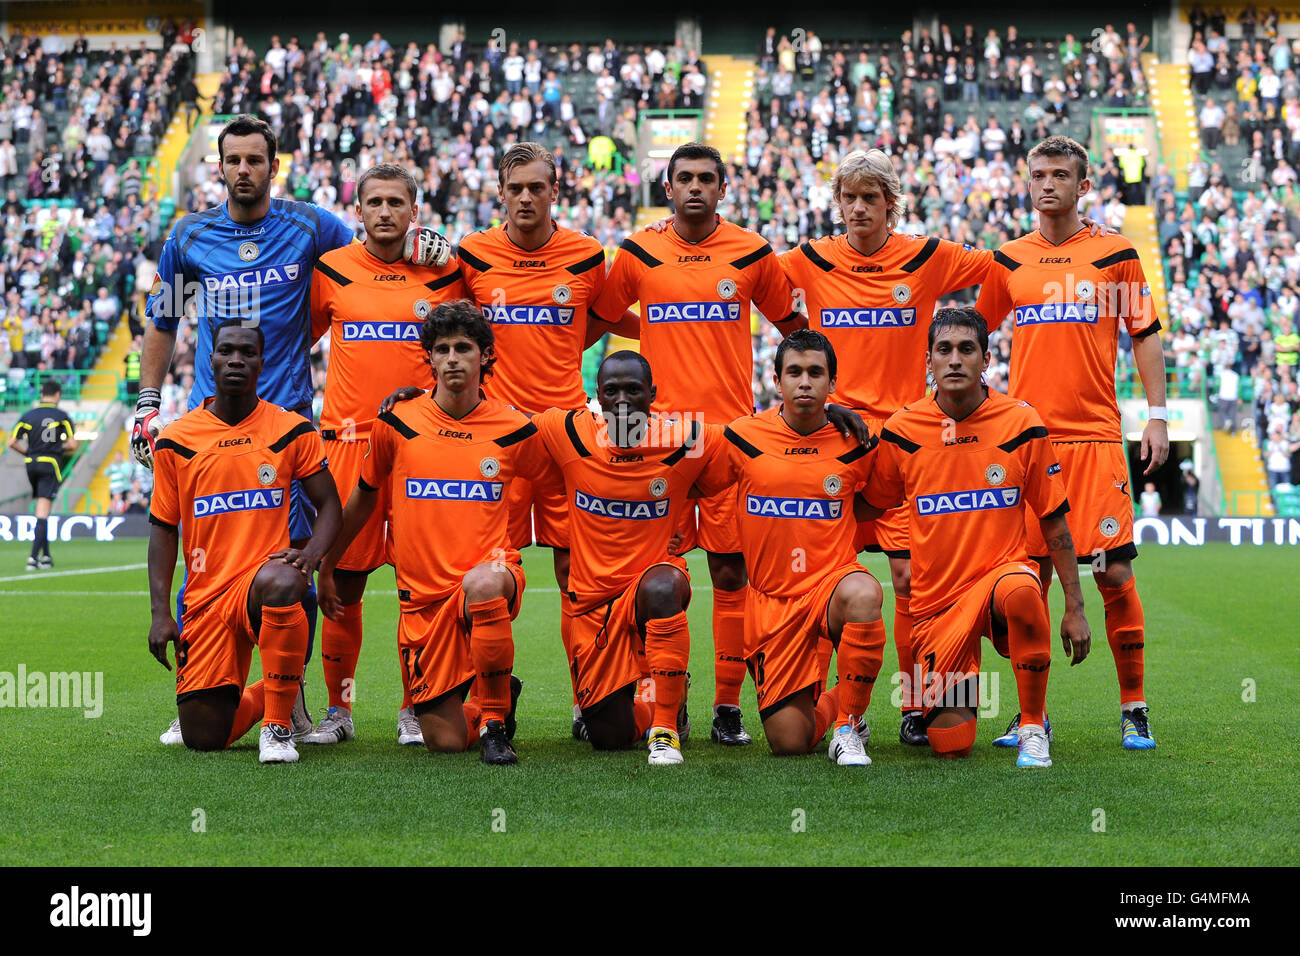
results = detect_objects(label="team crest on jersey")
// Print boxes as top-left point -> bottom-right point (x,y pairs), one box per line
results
985,464 -> 1006,486
552,284 -> 573,305
257,464 -> 276,486
1075,279 -> 1096,302
1099,516 -> 1120,537
239,241 -> 259,262
479,457 -> 501,479
413,298 -> 432,319
823,475 -> 842,496
717,278 -> 737,299
149,273 -> 163,296
649,477 -> 668,498
892,283 -> 912,304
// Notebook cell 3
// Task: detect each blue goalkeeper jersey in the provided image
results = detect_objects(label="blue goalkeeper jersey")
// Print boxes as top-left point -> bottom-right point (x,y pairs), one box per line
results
147,199 -> 355,412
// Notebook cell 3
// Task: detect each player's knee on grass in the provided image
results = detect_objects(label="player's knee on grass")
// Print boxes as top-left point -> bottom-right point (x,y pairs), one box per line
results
762,688 -> 817,756
179,686 -> 239,751
462,562 -> 517,606
926,707 -> 976,758
705,551 -> 747,591
253,561 -> 309,610
583,685 -> 639,750
828,572 -> 884,633
888,557 -> 911,600
636,566 -> 689,621
415,694 -> 470,753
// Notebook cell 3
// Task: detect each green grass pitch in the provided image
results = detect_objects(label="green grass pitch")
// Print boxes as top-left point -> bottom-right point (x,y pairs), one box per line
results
0,539 -> 1294,866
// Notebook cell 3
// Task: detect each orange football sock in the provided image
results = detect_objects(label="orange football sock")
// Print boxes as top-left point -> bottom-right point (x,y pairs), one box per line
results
462,698 -> 483,750
644,611 -> 690,731
1099,576 -> 1146,706
928,717 -> 976,758
893,595 -> 918,711
259,604 -> 309,729
468,597 -> 514,723
226,680 -> 265,748
816,637 -> 835,689
812,684 -> 842,747
998,578 -> 1051,727
321,600 -> 363,710
836,619 -> 886,726
712,587 -> 747,708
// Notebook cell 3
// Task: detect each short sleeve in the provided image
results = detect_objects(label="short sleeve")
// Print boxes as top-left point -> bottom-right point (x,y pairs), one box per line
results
360,419 -> 396,489
533,407 -> 575,470
751,245 -> 800,325
315,205 -> 356,256
149,440 -> 181,527
1021,417 -> 1069,520
691,423 -> 739,498
292,426 -> 329,480
310,263 -> 335,344
146,228 -> 184,331
973,258 -> 1014,327
941,241 -> 995,294
590,238 -> 644,324
863,429 -> 906,511
1118,254 -> 1161,339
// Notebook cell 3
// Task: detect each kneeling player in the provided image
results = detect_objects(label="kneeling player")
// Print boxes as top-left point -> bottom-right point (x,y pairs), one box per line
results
533,351 -> 729,763
862,309 -> 1091,767
699,329 -> 886,764
147,321 -> 342,763
321,301 -> 541,764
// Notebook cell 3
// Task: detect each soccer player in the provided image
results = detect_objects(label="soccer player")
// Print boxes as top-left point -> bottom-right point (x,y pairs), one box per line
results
975,136 -> 1166,749
862,309 -> 1091,767
146,321 -> 342,763
532,350 -> 726,764
697,329 -> 886,765
8,380 -> 78,570
305,162 -> 466,748
319,301 -> 541,765
589,141 -> 808,746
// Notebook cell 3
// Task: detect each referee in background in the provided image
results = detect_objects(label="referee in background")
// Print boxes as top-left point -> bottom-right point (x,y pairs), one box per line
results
7,380 -> 79,570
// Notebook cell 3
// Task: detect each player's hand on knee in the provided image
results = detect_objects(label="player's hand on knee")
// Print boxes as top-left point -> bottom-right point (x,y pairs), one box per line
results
378,386 -> 426,415
403,226 -> 452,267
149,616 -> 181,670
269,547 -> 318,576
132,387 -> 163,469
1061,609 -> 1091,666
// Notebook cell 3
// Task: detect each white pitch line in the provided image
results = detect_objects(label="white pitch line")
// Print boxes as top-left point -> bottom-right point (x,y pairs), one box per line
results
0,562 -> 147,585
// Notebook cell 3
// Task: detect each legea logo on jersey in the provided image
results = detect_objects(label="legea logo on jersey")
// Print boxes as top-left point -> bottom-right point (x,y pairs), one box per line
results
819,307 -> 917,328
193,487 -> 284,517
405,478 -> 504,501
341,320 -> 421,341
1013,302 -> 1099,326
746,495 -> 842,519
646,301 -> 741,323
479,304 -> 575,325
202,262 -> 304,293
915,487 -> 1021,516
574,489 -> 670,520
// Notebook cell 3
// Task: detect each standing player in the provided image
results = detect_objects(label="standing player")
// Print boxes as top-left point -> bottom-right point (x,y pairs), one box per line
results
590,142 -> 807,746
8,380 -> 78,570
532,351 -> 726,764
699,329 -> 887,765
975,136 -> 1166,749
305,163 -> 466,748
862,309 -> 1091,767
147,321 -> 342,763
320,302 -> 540,765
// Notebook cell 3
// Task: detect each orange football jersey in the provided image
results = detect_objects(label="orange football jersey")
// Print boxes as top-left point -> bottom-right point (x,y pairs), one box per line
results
698,407 -> 877,599
533,407 -> 725,611
457,224 -> 607,413
150,399 -> 329,616
779,233 -> 992,419
360,394 -> 550,609
973,228 -> 1161,442
865,390 -> 1068,620
310,242 -> 465,438
591,218 -> 799,422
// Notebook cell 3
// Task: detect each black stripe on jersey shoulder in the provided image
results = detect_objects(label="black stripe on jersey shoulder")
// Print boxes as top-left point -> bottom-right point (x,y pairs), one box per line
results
1131,318 -> 1162,339
567,250 -> 606,275
660,419 -> 702,466
620,237 -> 663,268
268,201 -> 316,241
1091,247 -> 1140,269
799,241 -> 835,272
495,421 -> 538,448
723,425 -> 763,459
314,258 -> 352,286
456,246 -> 493,272
901,237 -> 940,273
730,243 -> 773,271
425,268 -> 463,292
176,206 -> 226,260
1042,499 -> 1070,521
997,425 -> 1049,454
880,428 -> 920,454
155,437 -> 197,460
378,410 -> 419,440
269,420 -> 318,453
148,514 -> 179,530
993,250 -> 1022,272
564,410 -> 592,458
836,434 -> 878,463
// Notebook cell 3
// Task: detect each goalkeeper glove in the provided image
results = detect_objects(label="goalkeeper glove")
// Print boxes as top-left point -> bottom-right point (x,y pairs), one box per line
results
403,227 -> 452,268
131,387 -> 162,470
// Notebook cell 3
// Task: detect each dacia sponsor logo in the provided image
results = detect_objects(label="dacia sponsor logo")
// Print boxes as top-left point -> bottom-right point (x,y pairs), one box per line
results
1013,302 -> 1099,325
574,490 -> 669,520
646,301 -> 741,323
202,263 -> 303,292
405,479 -> 503,502
480,304 -> 575,325
341,320 -> 422,341
819,307 -> 917,328
193,487 -> 284,517
746,495 -> 842,519
915,487 -> 1021,515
